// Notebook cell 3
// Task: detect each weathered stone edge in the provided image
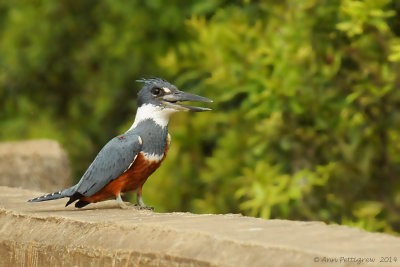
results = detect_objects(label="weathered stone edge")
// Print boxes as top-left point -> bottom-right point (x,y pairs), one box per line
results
0,208 -> 322,267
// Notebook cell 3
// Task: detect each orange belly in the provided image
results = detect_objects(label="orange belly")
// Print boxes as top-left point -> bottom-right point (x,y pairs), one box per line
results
81,153 -> 163,203
81,135 -> 170,203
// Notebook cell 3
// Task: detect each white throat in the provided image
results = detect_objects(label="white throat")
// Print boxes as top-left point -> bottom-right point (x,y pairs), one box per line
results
129,104 -> 177,130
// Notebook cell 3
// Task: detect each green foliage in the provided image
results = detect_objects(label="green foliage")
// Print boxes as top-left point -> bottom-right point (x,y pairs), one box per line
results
1,0 -> 400,234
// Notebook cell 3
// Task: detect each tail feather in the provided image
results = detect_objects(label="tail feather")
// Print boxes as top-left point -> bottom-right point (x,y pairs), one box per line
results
28,185 -> 78,203
74,200 -> 90,208
65,192 -> 84,207
28,190 -> 65,202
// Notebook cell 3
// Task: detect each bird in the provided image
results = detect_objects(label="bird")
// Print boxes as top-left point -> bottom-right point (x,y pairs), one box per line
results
28,78 -> 212,209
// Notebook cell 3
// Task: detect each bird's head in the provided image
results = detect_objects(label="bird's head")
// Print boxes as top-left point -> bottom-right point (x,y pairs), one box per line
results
137,78 -> 212,112
130,78 -> 212,129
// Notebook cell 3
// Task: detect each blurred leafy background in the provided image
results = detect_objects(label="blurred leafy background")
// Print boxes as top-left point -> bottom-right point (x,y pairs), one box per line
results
1,0 -> 400,234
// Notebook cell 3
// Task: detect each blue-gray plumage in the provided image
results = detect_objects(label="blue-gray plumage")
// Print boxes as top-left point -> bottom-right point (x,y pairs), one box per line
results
76,131 -> 143,197
28,78 -> 212,209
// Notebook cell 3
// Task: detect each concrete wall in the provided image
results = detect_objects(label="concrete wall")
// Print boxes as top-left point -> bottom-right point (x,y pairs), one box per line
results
0,140 -> 71,192
0,186 -> 399,267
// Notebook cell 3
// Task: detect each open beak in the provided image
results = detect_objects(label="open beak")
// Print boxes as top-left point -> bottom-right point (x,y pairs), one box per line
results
160,91 -> 213,112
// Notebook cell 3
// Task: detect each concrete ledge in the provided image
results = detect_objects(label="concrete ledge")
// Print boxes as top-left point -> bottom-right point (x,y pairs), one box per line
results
0,186 -> 399,267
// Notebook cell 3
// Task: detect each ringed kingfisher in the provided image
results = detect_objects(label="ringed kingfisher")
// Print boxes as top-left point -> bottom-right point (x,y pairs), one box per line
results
28,78 -> 212,209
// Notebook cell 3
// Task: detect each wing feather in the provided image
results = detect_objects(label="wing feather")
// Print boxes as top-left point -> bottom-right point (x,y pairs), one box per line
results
75,133 -> 142,196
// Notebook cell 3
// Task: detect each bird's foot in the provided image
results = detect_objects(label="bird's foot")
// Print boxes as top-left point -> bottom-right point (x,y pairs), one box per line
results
134,204 -> 154,211
116,193 -> 136,209
136,194 -> 154,211
118,201 -> 134,210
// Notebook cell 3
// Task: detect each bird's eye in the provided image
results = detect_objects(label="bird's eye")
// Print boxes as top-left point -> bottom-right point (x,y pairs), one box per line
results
151,87 -> 162,96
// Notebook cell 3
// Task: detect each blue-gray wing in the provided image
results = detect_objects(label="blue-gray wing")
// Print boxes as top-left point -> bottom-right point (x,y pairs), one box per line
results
75,133 -> 142,197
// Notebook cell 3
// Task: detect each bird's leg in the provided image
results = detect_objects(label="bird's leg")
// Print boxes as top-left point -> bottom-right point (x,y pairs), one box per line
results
116,192 -> 130,209
136,187 -> 154,210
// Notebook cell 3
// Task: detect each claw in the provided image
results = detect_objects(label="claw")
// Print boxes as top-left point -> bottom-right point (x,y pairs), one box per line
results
139,205 -> 154,211
136,191 -> 154,211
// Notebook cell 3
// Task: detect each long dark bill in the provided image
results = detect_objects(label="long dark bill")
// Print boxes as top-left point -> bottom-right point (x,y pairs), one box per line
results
161,91 -> 213,112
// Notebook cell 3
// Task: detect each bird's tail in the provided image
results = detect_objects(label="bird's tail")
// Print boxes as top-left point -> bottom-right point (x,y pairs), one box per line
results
28,186 -> 76,203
